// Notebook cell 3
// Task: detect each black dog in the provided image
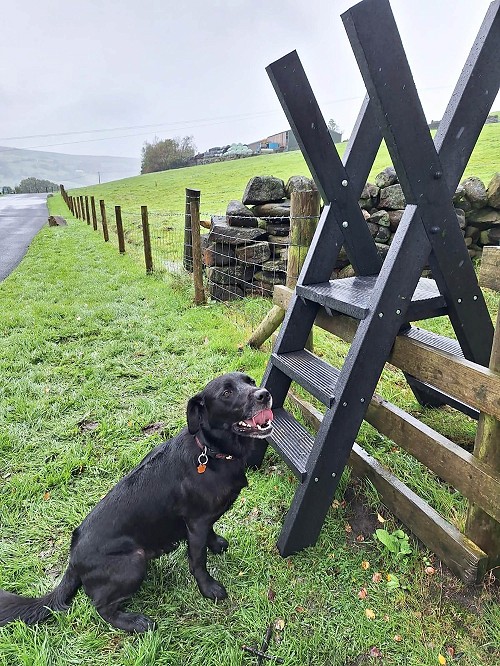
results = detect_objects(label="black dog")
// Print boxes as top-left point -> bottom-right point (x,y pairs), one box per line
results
0,372 -> 273,632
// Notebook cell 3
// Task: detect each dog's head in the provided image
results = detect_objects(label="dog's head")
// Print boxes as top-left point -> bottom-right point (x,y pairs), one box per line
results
187,372 -> 273,442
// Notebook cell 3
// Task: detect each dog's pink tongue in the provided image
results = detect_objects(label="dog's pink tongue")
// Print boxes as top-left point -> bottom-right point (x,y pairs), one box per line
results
250,409 -> 273,426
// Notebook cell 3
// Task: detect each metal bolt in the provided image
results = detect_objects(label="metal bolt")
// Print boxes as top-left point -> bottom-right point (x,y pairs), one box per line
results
378,312 -> 384,318
360,398 -> 365,403
473,295 -> 478,300
332,472 -> 336,478
342,401 -> 348,407
314,477 -> 319,482
457,298 -> 462,303
341,179 -> 348,187
342,221 -> 349,228
396,309 -> 401,315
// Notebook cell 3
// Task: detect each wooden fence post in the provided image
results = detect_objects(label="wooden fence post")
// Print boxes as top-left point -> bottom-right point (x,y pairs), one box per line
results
286,189 -> 320,288
141,205 -> 153,273
80,196 -> 85,222
99,200 -> 109,242
465,246 -> 500,569
184,189 -> 200,272
189,201 -> 206,305
91,197 -> 98,231
248,189 -> 319,348
85,197 -> 91,225
115,206 -> 126,254
68,196 -> 74,215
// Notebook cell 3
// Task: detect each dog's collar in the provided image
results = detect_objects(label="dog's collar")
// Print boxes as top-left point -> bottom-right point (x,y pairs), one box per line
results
194,435 -> 234,474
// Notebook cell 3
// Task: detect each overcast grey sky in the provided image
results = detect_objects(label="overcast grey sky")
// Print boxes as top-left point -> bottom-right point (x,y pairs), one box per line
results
1,0 -> 498,159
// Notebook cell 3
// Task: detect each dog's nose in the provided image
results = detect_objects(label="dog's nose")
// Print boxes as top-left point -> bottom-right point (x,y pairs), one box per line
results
254,388 -> 271,403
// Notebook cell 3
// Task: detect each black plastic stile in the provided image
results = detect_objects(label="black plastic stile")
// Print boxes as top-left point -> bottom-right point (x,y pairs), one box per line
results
254,0 -> 499,556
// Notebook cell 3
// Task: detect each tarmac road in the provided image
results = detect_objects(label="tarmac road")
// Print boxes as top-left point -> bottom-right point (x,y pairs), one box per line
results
0,193 -> 49,281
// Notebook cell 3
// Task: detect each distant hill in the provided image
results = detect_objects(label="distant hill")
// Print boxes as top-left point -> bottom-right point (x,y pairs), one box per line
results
0,146 -> 140,189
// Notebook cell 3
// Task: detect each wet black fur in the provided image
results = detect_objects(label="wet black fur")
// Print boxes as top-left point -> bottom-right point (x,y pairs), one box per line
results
0,372 -> 272,633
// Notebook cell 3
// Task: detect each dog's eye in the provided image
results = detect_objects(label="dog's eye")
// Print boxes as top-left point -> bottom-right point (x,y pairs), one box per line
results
222,389 -> 232,397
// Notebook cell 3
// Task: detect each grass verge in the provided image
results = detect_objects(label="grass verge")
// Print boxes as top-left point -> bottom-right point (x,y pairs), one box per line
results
0,201 -> 498,665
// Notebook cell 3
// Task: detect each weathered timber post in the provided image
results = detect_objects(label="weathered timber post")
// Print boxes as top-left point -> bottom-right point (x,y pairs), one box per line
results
75,196 -> 80,218
80,196 -> 85,221
90,197 -> 98,231
141,205 -> 153,274
99,200 -> 109,242
189,200 -> 206,305
115,206 -> 126,254
184,189 -> 200,272
85,197 -> 91,225
465,246 -> 500,570
248,189 -> 319,348
286,189 -> 320,288
68,196 -> 74,215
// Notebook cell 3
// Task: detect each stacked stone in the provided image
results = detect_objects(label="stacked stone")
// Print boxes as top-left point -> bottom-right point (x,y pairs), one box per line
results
454,174 -> 500,257
332,168 -> 500,277
202,175 -> 316,300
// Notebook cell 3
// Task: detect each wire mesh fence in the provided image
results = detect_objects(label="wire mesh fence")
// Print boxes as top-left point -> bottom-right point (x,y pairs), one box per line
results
63,189 -> 321,344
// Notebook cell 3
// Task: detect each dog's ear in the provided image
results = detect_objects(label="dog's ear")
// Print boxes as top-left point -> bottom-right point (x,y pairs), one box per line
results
187,393 -> 204,434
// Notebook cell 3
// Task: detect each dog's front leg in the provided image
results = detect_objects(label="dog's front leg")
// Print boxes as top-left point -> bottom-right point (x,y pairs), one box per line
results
186,519 -> 227,601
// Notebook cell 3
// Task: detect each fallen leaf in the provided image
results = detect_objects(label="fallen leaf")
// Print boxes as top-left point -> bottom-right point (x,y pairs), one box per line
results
361,560 -> 370,570
43,491 -> 50,501
438,655 -> 447,665
446,647 -> 455,658
383,615 -> 390,622
267,587 -> 276,602
295,606 -> 305,612
345,523 -> 353,533
377,513 -> 385,523
425,566 -> 436,576
356,534 -> 365,542
358,587 -> 368,600
369,646 -> 382,658
332,500 -> 340,509
275,618 -> 285,631
394,635 -> 403,642
365,608 -> 376,620
372,572 -> 382,583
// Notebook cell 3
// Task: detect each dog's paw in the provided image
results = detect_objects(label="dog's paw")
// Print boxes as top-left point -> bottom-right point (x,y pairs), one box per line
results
199,577 -> 228,601
208,534 -> 229,554
126,613 -> 157,633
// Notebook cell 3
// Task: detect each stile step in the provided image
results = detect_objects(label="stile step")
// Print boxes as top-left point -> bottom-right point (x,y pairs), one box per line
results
296,276 -> 447,321
402,325 -> 463,357
271,349 -> 340,407
267,407 -> 314,481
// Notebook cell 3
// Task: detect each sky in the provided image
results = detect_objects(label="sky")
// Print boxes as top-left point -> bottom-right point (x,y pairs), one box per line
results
1,0 -> 499,160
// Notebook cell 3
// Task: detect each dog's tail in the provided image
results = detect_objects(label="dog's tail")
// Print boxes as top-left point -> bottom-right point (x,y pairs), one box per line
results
0,565 -> 81,627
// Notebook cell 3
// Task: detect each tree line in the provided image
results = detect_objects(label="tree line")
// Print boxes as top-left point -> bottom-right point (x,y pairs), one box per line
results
141,136 -> 195,174
0,177 -> 59,194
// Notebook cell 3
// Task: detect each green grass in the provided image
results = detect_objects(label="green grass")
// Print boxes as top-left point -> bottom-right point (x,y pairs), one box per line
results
0,198 -> 499,665
68,120 -> 500,219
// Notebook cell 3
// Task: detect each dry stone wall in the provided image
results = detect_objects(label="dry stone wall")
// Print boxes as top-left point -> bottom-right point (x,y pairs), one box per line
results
201,171 -> 500,300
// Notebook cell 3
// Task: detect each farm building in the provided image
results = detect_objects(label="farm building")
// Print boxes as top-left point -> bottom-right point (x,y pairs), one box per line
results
248,127 -> 342,154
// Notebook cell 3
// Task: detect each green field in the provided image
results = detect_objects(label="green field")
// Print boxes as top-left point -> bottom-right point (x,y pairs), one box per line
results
0,121 -> 499,665
67,120 -> 500,218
